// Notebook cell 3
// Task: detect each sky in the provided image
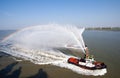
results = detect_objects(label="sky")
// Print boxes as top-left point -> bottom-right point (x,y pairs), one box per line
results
0,0 -> 120,29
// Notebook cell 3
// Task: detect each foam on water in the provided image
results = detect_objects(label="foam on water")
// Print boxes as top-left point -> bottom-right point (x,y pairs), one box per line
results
0,24 -> 107,76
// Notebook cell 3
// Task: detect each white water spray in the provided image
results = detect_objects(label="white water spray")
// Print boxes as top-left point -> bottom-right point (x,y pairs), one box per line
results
0,24 -> 107,76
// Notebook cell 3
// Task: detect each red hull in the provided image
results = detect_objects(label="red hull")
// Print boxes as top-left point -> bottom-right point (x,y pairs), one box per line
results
68,57 -> 107,70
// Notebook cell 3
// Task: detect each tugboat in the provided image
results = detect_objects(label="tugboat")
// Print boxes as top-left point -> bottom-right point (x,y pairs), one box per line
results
68,45 -> 107,70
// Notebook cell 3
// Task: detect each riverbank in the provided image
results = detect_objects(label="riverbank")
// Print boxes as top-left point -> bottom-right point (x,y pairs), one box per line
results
86,27 -> 120,31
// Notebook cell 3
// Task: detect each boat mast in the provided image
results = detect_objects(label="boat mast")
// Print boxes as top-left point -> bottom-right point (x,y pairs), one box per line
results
85,45 -> 89,59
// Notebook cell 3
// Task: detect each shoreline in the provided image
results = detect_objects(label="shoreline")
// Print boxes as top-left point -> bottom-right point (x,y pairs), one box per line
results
0,27 -> 120,31
85,27 -> 120,31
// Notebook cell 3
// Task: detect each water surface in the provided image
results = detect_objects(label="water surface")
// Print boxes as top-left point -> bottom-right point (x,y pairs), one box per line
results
83,30 -> 120,78
0,30 -> 120,78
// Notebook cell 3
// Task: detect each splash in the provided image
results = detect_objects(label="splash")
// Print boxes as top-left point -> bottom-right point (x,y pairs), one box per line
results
0,24 -> 107,76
